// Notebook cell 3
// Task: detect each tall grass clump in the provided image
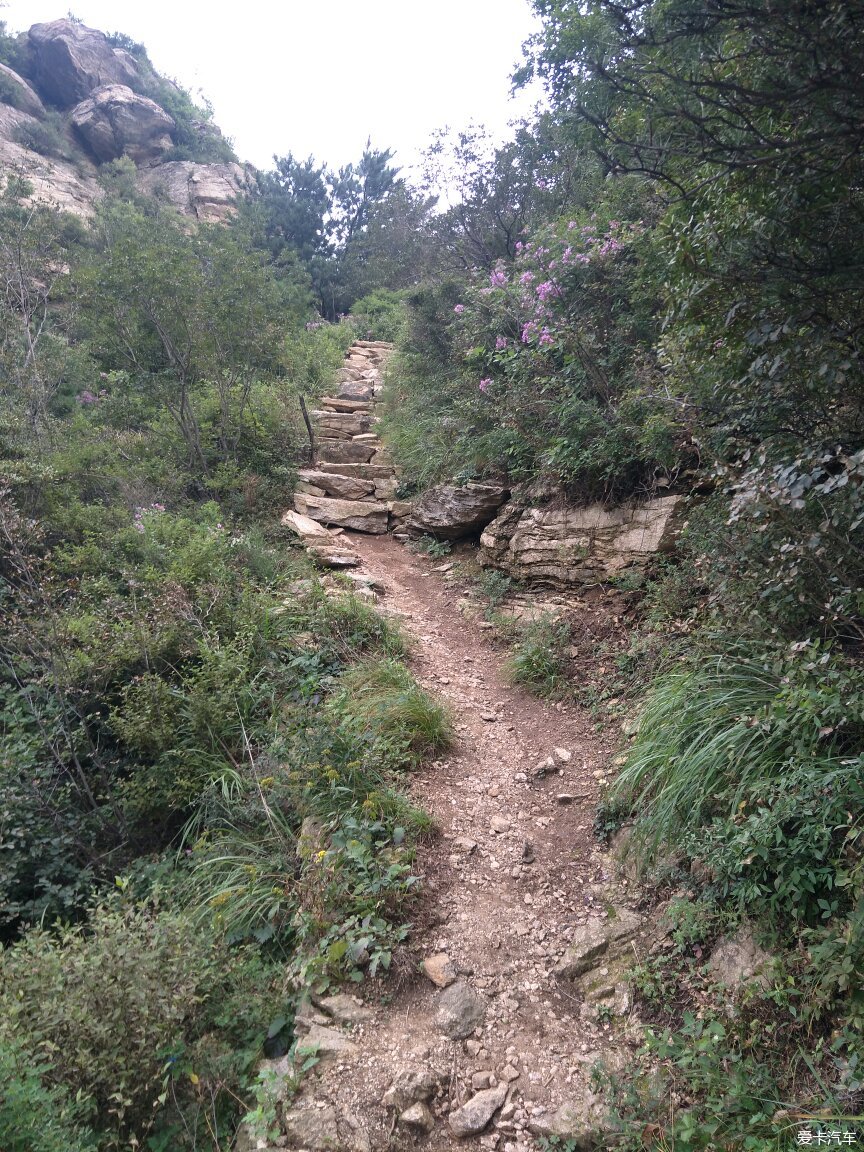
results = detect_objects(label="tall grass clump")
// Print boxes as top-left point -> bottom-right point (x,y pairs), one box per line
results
610,642 -> 864,875
334,658 -> 453,758
507,613 -> 572,697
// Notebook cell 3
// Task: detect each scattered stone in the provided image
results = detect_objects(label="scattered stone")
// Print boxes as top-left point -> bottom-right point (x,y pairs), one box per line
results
481,710 -> 498,722
436,980 -> 487,1039
553,747 -> 572,764
554,908 -> 644,980
423,952 -> 459,989
500,1064 -> 520,1081
533,756 -> 555,777
401,1101 -> 435,1134
453,837 -> 478,855
382,1066 -> 444,1111
490,816 -> 511,834
472,1071 -> 492,1090
521,842 -> 535,864
448,1082 -> 508,1137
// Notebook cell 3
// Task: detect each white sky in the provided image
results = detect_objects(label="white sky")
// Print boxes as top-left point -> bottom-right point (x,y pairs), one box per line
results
2,1 -> 545,175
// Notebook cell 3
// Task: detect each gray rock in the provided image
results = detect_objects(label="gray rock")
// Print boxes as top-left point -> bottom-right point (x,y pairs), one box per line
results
297,470 -> 375,501
448,1082 -> 508,1137
555,908 -> 643,980
293,494 -> 389,534
400,1101 -> 435,1133
708,926 -> 775,994
314,992 -> 373,1026
436,980 -> 487,1039
282,1104 -> 340,1150
0,63 -> 46,118
136,161 -> 253,223
382,1066 -> 444,1110
295,1022 -> 357,1064
527,1092 -> 607,1147
29,19 -> 140,107
316,438 -> 378,465
408,481 -> 510,541
480,494 -> 684,587
490,816 -> 511,834
71,83 -> 174,164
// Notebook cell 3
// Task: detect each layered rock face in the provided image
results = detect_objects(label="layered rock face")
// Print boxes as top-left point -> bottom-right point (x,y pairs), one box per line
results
480,495 -> 684,586
0,18 -> 249,222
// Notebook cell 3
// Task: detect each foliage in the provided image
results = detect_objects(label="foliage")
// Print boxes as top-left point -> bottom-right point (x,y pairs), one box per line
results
506,612 -> 572,697
0,1034 -> 97,1152
349,288 -> 406,343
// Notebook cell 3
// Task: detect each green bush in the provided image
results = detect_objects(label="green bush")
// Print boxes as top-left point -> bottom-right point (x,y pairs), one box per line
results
349,289 -> 406,342
0,1035 -> 97,1152
507,613 -> 572,697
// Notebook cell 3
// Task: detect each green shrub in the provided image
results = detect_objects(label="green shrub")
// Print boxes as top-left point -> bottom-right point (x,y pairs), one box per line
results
334,657 -> 453,758
507,613 -> 572,697
349,289 -> 406,342
0,1035 -> 96,1152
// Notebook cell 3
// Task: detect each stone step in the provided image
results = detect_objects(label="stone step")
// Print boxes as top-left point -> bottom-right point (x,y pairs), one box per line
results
298,469 -> 376,500
320,397 -> 373,413
316,439 -> 377,465
317,462 -> 397,479
310,411 -> 375,439
353,340 -> 394,350
294,493 -> 389,534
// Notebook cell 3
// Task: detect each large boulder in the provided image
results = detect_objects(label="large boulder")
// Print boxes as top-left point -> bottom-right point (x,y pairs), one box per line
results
480,494 -> 684,586
554,908 -> 643,981
407,481 -> 510,541
0,64 -> 46,119
135,161 -> 253,222
71,84 -> 174,164
28,19 -> 140,107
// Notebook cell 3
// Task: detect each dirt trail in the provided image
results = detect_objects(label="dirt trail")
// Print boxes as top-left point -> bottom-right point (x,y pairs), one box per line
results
294,532 -> 639,1152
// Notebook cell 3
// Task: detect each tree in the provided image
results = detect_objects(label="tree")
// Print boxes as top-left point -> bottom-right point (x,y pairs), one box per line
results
75,197 -> 304,471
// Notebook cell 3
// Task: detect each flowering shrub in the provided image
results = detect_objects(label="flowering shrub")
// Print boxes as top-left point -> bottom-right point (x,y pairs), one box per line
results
386,211 -> 691,499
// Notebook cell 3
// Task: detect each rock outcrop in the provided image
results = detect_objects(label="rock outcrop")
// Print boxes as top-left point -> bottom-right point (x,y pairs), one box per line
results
28,19 -> 140,107
135,161 -> 253,222
0,63 -> 46,118
407,480 -> 510,541
480,494 -> 684,586
0,19 -> 248,224
71,84 -> 174,164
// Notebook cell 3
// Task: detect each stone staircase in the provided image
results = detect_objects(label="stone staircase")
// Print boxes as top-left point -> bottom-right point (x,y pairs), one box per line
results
283,340 -> 410,566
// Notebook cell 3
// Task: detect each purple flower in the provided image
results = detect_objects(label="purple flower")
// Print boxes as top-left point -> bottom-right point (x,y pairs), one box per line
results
454,304 -> 465,314
521,321 -> 538,343
479,377 -> 493,392
535,178 -> 548,190
495,335 -> 508,350
535,280 -> 560,303
77,390 -> 98,404
518,271 -> 535,286
489,267 -> 508,287
538,327 -> 555,347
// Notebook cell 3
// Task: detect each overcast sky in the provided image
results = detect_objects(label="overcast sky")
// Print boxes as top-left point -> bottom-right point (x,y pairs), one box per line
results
3,1 -> 545,174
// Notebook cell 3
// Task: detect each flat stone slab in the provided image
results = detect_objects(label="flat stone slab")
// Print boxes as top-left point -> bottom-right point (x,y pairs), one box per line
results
281,509 -> 334,539
295,493 -> 389,534
321,397 -> 373,413
555,908 -> 643,980
298,469 -> 376,500
316,439 -> 377,464
317,462 -> 396,479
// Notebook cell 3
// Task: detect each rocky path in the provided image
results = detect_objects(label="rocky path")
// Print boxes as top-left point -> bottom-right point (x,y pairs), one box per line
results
270,528 -> 657,1152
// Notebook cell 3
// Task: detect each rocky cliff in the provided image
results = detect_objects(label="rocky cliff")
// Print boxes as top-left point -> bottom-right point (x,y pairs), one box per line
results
0,18 -> 253,220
